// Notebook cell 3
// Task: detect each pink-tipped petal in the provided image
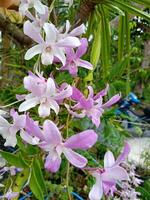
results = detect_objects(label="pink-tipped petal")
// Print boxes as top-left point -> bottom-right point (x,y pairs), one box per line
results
43,120 -> 62,144
102,94 -> 121,109
94,84 -> 109,100
69,24 -> 85,37
45,152 -> 61,173
104,151 -> 115,168
63,148 -> 87,168
23,21 -> 43,43
115,142 -> 130,166
64,130 -> 98,150
79,59 -> 93,70
25,115 -> 44,140
102,166 -> 129,182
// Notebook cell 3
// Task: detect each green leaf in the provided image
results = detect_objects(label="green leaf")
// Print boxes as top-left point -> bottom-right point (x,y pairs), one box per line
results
111,0 -> 150,21
32,158 -> 47,194
0,151 -> 28,168
29,162 -> 44,200
109,54 -> 131,80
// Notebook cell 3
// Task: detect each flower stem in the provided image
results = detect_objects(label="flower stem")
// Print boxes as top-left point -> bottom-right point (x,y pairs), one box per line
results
66,113 -> 72,200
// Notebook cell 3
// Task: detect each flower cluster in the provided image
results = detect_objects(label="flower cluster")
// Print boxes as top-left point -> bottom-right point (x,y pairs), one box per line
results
0,1 -> 140,200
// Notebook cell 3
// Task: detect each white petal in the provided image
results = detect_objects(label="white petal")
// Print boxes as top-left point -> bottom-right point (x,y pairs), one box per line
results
53,48 -> 66,66
34,0 -> 46,14
41,51 -> 54,65
0,116 -> 10,127
104,151 -> 115,168
43,23 -> 57,43
49,100 -> 59,115
46,78 -> 56,96
25,44 -> 43,60
89,173 -> 103,200
19,97 -> 39,112
57,36 -> 81,48
38,103 -> 51,117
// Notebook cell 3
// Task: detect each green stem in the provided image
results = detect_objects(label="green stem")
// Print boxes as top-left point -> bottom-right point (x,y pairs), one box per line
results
125,12 -> 131,95
65,113 -> 72,200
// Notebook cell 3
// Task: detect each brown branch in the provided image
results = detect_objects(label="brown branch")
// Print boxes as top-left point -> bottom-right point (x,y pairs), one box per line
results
74,0 -> 104,27
0,13 -> 33,47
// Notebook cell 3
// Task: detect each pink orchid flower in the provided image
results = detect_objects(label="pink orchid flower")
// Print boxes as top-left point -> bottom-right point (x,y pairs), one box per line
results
19,0 -> 46,15
0,109 -> 26,147
40,120 -> 98,172
88,143 -> 130,200
0,189 -> 19,200
24,21 -> 81,65
67,85 -> 121,127
18,72 -> 72,117
60,38 -> 93,76
21,116 -> 98,172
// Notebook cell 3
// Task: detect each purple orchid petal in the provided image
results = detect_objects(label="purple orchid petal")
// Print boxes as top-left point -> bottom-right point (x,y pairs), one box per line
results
64,130 -> 98,150
104,151 -> 115,168
63,148 -> 87,168
43,120 -> 62,144
71,87 -> 84,101
102,166 -> 129,182
43,23 -> 57,43
87,86 -> 94,98
115,142 -> 130,166
25,115 -> 44,140
80,97 -> 93,109
45,151 -> 62,173
65,48 -> 75,60
78,59 -> 93,70
102,94 -> 121,109
89,172 -> 103,200
20,130 -> 40,145
75,38 -> 88,58
94,84 -> 109,100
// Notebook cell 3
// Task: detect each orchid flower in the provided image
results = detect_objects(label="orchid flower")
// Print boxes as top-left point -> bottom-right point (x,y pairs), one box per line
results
67,85 -> 121,127
24,21 -> 81,65
60,38 -> 93,76
19,0 -> 46,15
40,120 -> 97,172
88,143 -> 130,200
59,20 -> 85,39
21,117 -> 98,172
25,6 -> 49,32
0,189 -> 19,200
0,166 -> 22,176
0,109 -> 26,147
18,72 -> 72,117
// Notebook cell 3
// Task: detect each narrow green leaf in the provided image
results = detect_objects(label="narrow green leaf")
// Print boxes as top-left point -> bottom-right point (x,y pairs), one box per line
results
33,158 -> 47,194
112,0 -> 150,21
0,151 -> 28,168
29,164 -> 44,200
109,54 -> 130,80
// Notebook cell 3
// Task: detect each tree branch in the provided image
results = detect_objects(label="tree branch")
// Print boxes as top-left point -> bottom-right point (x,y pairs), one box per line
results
74,0 -> 104,27
0,13 -> 33,47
